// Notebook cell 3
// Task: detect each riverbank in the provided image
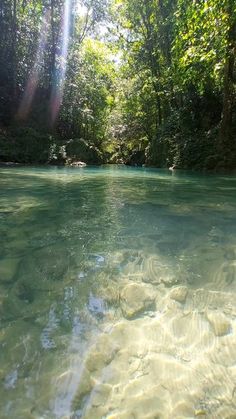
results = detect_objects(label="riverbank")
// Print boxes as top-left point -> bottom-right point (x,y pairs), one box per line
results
1,124 -> 236,172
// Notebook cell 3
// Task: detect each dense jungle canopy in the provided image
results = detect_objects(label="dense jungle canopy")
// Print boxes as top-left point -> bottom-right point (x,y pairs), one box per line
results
0,0 -> 236,170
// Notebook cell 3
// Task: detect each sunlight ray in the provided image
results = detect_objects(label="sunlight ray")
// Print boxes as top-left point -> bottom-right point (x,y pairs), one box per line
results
50,0 -> 72,125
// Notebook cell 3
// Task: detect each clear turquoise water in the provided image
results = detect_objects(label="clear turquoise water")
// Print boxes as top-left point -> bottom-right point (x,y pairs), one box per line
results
1,165 -> 236,418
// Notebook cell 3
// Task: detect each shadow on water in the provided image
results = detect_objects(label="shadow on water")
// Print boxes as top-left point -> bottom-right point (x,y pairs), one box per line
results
0,166 -> 236,417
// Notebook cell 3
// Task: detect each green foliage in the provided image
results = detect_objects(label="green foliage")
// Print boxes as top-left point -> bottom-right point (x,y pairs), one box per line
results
172,0 -> 229,93
0,127 -> 53,163
0,0 -> 236,170
60,38 -> 116,145
107,0 -> 236,170
66,138 -> 103,164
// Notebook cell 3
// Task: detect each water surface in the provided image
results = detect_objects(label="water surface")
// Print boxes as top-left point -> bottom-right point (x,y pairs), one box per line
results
1,165 -> 236,418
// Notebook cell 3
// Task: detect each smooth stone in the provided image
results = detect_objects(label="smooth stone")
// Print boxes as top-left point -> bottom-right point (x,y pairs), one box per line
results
120,283 -> 156,319
206,311 -> 231,336
85,334 -> 119,375
86,350 -> 111,374
142,258 -> 178,286
72,367 -> 92,409
91,383 -> 112,407
161,275 -> 179,287
170,286 -> 188,303
0,257 -> 19,282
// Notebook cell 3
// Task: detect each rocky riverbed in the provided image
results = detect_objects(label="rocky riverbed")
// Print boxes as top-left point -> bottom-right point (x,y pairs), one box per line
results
1,166 -> 236,418
48,250 -> 236,419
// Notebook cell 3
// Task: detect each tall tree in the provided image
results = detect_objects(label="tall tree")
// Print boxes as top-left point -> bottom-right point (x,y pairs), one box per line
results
219,0 -> 236,148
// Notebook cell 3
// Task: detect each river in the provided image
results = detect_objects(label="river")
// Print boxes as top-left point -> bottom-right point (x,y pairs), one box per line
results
1,165 -> 236,418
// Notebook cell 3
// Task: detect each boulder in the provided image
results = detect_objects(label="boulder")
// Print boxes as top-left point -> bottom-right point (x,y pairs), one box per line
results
69,161 -> 86,167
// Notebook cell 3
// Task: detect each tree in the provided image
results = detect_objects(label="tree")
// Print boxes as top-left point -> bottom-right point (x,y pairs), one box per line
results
219,0 -> 236,148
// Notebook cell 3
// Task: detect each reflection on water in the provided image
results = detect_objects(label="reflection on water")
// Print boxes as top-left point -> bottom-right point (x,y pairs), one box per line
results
0,165 -> 236,418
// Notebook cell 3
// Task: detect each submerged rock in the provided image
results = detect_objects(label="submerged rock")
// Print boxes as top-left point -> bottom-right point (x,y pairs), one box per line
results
72,367 -> 92,409
120,283 -> 156,319
90,383 -> 112,408
98,282 -> 120,305
142,256 -> 180,287
0,257 -> 19,283
69,285 -> 236,419
206,311 -> 231,336
170,286 -> 188,303
72,334 -> 120,414
85,333 -> 120,374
